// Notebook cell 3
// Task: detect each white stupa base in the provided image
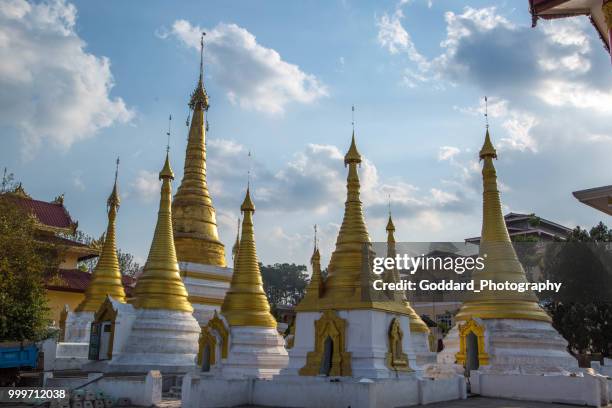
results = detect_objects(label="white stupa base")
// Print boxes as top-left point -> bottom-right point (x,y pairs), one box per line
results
435,318 -> 610,406
180,262 -> 232,326
280,310 -> 421,379
45,311 -> 94,370
438,318 -> 578,373
86,308 -> 200,374
181,373 -> 467,408
214,326 -> 288,379
409,330 -> 437,367
470,370 -> 610,407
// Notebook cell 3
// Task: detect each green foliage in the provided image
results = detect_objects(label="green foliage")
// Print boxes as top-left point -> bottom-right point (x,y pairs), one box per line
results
260,263 -> 308,313
1,168 -> 19,193
0,198 -> 56,342
75,231 -> 141,277
541,222 -> 612,357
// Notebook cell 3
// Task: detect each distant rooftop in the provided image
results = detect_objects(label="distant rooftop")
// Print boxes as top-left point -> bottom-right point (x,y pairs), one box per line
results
2,184 -> 77,234
465,212 -> 572,243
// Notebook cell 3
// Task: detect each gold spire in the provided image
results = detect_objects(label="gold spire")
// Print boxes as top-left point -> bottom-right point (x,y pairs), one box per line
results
220,188 -> 276,327
299,226 -> 324,306
131,152 -> 193,312
455,128 -> 550,322
385,212 -> 430,333
76,158 -> 126,312
172,31 -> 226,267
297,132 -> 414,315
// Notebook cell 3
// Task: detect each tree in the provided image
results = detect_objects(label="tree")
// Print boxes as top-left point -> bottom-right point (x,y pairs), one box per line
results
540,222 -> 612,358
260,263 -> 308,314
75,232 -> 141,277
0,198 -> 56,342
1,168 -> 19,193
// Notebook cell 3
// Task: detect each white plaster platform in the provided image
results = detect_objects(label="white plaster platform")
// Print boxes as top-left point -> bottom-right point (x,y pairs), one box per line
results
45,370 -> 162,407
281,310 -> 419,379
181,372 -> 467,408
216,326 -> 289,379
471,370 -> 610,407
439,318 -> 578,373
88,308 -> 200,374
179,262 -> 233,325
45,310 -> 94,370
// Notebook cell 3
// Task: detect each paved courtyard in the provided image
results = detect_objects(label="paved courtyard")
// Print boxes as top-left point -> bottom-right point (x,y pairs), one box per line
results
228,397 -> 612,408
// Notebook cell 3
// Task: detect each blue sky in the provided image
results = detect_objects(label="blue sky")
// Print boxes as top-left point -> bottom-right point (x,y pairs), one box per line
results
1,0 -> 610,268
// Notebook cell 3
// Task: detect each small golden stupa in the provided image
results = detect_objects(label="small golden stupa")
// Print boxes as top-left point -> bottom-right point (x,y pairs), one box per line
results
76,160 -> 126,312
131,153 -> 193,312
220,188 -> 277,328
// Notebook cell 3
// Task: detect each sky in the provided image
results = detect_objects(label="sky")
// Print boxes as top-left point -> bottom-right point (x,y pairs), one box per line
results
0,0 -> 610,270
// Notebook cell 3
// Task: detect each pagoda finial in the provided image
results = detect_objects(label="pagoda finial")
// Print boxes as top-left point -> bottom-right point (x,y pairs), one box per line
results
132,152 -> 193,312
107,157 -> 121,210
386,197 -> 395,234
221,187 -> 276,327
199,32 -> 205,83
189,32 -> 209,111
166,114 -> 172,153
480,96 -> 497,160
313,224 -> 318,252
76,159 -> 126,312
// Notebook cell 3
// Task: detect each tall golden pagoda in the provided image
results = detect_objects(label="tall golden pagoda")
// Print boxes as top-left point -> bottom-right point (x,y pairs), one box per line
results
131,153 -> 193,312
296,133 -> 412,315
454,129 -> 550,322
220,188 -> 276,328
76,160 -> 126,312
172,33 -> 226,267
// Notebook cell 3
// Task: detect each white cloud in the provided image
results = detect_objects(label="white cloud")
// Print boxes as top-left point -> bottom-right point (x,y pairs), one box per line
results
131,170 -> 160,202
163,20 -> 328,114
0,0 -> 133,156
72,171 -> 84,191
438,146 -> 460,161
377,8 -> 429,72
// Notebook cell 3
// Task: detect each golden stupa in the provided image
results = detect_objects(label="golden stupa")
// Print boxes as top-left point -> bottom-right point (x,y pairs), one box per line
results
172,34 -> 226,267
300,228 -> 324,305
131,153 -> 193,313
76,160 -> 126,312
220,188 -> 277,328
296,133 -> 415,316
385,213 -> 430,333
454,129 -> 550,322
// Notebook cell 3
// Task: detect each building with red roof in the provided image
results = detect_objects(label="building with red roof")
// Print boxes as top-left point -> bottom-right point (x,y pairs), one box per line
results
1,185 -> 135,325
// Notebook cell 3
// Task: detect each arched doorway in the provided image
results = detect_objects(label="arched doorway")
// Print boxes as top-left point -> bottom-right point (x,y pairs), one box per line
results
320,336 -> 333,375
201,344 -> 211,372
465,332 -> 479,374
456,318 -> 489,372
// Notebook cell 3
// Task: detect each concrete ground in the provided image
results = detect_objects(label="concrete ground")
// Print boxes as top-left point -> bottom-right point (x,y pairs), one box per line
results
228,397 -> 612,408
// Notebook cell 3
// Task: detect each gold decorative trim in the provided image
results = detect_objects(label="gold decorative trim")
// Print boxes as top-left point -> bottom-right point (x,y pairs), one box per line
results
603,0 -> 612,29
189,295 -> 224,306
456,318 -> 489,367
299,310 -> 352,376
206,312 -> 229,359
385,318 -> 411,372
197,326 -> 217,367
